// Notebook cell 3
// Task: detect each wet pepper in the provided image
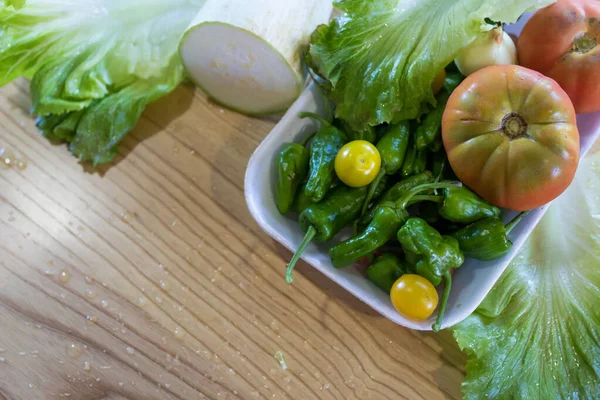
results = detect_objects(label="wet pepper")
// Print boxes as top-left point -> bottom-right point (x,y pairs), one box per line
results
366,253 -> 411,293
449,212 -> 528,261
438,186 -> 501,224
329,182 -> 460,269
413,149 -> 428,175
275,140 -> 311,214
291,182 -> 314,214
415,90 -> 451,151
362,172 -> 433,225
400,132 -> 417,178
286,178 -> 388,283
300,112 -> 348,202
397,218 -> 464,332
361,121 -> 411,215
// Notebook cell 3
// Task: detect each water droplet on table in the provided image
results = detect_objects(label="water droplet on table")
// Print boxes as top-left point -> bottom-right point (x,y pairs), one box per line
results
58,270 -> 71,284
66,343 -> 83,359
174,326 -> 185,340
159,279 -> 171,291
0,147 -> 15,168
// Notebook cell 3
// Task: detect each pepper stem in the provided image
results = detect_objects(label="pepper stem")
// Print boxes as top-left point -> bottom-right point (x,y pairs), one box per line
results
505,210 -> 530,235
361,169 -> 386,217
397,181 -> 462,209
433,156 -> 446,195
432,270 -> 453,332
286,226 -> 317,284
406,195 -> 442,206
298,111 -> 332,126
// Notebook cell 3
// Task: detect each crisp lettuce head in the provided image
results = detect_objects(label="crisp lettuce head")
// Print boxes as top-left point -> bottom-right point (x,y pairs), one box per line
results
0,0 -> 205,164
454,152 -> 600,399
308,0 -> 553,131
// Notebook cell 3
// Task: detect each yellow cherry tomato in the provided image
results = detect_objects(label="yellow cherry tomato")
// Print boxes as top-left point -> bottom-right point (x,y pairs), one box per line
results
431,69 -> 446,95
334,140 -> 381,187
390,274 -> 439,321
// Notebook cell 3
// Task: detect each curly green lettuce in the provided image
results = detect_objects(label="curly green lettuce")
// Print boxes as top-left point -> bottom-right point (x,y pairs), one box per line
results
308,0 -> 553,131
454,152 -> 600,399
0,0 -> 205,164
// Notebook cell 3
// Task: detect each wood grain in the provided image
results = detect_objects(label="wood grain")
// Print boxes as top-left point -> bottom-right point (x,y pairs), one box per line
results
0,78 -> 465,400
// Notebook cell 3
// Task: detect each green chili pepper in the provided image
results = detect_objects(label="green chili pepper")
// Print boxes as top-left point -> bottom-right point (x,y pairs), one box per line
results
287,183 -> 383,283
413,149 -> 428,175
438,186 -> 501,224
300,112 -> 348,202
291,182 -> 314,214
415,90 -> 451,151
275,139 -> 311,214
401,134 -> 417,178
292,178 -> 346,214
340,121 -> 377,143
362,172 -> 433,224
397,218 -> 465,332
376,121 -> 410,173
329,181 -> 461,269
366,253 -> 410,293
443,71 -> 465,93
361,121 -> 411,216
449,212 -> 528,261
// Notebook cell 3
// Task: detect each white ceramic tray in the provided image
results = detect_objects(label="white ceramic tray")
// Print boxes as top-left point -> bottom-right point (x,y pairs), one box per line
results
244,16 -> 600,330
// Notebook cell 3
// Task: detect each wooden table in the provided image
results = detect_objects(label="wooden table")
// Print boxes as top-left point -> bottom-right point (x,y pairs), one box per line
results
0,79 -> 465,400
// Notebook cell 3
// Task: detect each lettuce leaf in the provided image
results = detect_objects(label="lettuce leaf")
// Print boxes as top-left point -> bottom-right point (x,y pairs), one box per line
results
308,0 -> 553,131
454,152 -> 600,399
0,0 -> 205,164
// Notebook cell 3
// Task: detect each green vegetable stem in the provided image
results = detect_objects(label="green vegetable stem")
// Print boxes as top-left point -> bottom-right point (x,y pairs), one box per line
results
366,253 -> 411,293
300,112 -> 348,202
362,172 -> 434,225
415,90 -> 450,151
275,135 -> 313,214
438,186 -> 501,224
361,121 -> 411,216
449,211 -> 529,261
329,181 -> 461,269
397,218 -> 465,332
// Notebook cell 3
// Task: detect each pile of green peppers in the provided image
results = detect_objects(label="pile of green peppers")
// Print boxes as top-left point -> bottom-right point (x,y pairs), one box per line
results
273,70 -> 527,331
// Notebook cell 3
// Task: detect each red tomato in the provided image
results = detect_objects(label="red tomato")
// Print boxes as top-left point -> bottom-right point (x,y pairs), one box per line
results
442,65 -> 580,211
518,0 -> 600,114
